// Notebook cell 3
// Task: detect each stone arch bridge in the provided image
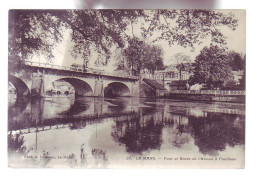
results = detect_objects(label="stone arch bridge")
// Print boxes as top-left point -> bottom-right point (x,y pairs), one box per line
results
9,61 -> 139,98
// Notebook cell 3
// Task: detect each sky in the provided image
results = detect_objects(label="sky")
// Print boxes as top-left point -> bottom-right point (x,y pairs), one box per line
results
31,9 -> 246,72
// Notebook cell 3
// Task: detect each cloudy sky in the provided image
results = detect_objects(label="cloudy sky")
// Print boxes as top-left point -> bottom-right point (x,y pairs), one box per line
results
31,9 -> 246,72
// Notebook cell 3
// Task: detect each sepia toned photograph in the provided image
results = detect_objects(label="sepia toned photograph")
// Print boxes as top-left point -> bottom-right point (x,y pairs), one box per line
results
8,9 -> 245,168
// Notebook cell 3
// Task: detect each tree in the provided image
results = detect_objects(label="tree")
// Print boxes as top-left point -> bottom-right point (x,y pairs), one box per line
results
9,10 -> 238,73
142,10 -> 237,49
227,51 -> 245,71
121,37 -> 164,76
190,45 -> 232,89
8,10 -> 65,72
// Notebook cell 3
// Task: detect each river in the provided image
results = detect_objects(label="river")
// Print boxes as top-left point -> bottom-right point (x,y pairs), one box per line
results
8,96 -> 245,168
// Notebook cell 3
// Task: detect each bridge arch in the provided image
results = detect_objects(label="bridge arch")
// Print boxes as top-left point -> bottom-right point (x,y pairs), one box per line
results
47,77 -> 93,97
8,75 -> 30,97
104,82 -> 131,97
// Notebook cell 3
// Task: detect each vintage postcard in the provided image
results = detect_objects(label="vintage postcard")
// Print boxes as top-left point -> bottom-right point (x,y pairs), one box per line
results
8,9 -> 245,168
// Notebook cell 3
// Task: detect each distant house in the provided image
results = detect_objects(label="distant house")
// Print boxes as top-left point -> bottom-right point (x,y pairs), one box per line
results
163,64 -> 192,80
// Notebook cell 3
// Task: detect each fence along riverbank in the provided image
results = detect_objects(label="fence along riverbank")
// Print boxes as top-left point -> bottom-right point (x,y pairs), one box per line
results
164,90 -> 245,103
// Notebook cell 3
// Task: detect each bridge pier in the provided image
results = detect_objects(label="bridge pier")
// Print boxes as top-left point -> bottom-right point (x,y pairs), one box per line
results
31,72 -> 45,97
94,78 -> 104,97
131,83 -> 140,97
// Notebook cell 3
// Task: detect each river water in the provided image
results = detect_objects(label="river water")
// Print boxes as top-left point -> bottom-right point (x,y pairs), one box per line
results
8,96 -> 245,168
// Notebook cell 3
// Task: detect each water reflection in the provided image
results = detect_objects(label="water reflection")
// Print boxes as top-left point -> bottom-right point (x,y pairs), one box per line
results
8,96 -> 245,168
112,112 -> 164,154
188,113 -> 245,156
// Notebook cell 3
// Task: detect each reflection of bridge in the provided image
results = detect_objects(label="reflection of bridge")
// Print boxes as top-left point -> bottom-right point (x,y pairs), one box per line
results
8,96 -> 141,132
9,61 -> 139,98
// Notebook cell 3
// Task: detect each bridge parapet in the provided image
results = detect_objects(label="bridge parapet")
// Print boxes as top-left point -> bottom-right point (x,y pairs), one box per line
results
23,61 -> 139,80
